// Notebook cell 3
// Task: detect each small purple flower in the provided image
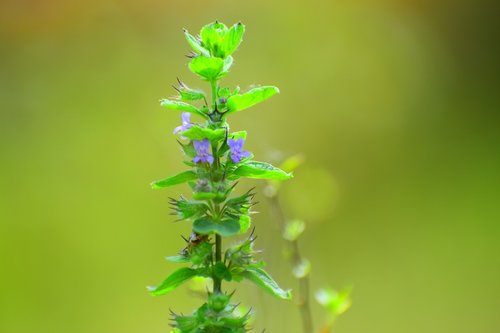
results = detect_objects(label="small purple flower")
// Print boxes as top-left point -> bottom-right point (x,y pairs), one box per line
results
228,138 -> 251,163
193,139 -> 214,164
173,112 -> 192,139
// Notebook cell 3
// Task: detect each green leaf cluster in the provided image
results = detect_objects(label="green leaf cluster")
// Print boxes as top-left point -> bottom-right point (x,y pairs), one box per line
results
171,293 -> 251,333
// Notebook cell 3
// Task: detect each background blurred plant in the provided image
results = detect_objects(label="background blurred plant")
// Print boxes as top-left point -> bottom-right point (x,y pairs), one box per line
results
148,21 -> 295,332
264,155 -> 352,333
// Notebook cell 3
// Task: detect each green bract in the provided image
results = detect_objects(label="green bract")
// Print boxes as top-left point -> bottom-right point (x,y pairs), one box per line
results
150,21 -> 292,333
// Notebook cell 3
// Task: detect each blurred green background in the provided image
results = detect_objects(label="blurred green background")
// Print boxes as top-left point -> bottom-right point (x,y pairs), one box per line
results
1,0 -> 499,332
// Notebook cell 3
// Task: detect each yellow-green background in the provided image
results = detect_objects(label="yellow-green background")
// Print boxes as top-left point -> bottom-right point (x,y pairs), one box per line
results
1,1 -> 499,332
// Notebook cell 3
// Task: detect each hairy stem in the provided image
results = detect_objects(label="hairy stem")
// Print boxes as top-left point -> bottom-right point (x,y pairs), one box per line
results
269,194 -> 313,333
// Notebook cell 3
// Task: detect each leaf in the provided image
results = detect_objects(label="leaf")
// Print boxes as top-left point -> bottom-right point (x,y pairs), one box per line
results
315,287 -> 352,317
160,99 -> 207,119
151,170 -> 198,189
229,131 -> 247,140
220,56 -> 233,77
242,266 -> 291,300
178,87 -> 206,102
200,21 -> 228,58
189,241 -> 213,265
165,255 -> 190,263
218,87 -> 231,98
283,219 -> 305,241
181,126 -> 226,142
213,262 -> 232,281
192,192 -> 217,201
193,218 -> 240,237
280,154 -> 305,173
239,215 -> 251,234
149,267 -> 200,296
221,22 -> 245,57
171,198 -> 209,220
231,161 -> 293,180
189,56 -> 224,81
226,86 -> 279,114
180,141 -> 197,158
183,29 -> 210,57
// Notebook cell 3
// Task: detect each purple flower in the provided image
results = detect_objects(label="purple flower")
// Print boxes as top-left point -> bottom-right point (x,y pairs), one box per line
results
193,139 -> 214,164
228,138 -> 251,163
173,112 -> 192,139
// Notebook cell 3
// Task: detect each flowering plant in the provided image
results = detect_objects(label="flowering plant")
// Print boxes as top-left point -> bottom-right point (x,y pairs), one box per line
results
149,21 -> 292,332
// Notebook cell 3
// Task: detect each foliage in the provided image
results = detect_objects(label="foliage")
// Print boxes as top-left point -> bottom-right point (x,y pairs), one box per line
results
149,21 -> 291,333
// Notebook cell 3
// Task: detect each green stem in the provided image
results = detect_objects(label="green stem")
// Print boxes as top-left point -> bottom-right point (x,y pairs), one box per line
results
214,233 -> 222,293
209,78 -> 223,294
210,80 -> 218,112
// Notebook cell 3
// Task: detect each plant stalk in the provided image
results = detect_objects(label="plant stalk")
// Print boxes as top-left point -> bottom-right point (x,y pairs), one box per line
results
269,193 -> 313,333
211,78 -> 223,295
214,234 -> 222,293
210,80 -> 218,112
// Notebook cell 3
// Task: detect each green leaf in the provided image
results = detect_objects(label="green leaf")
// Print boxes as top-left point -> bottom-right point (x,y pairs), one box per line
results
315,287 -> 352,317
149,267 -> 200,296
213,262 -> 232,281
151,170 -> 197,189
242,266 -> 291,300
218,87 -> 231,98
220,56 -> 233,77
221,22 -> 245,57
189,56 -> 224,81
229,131 -> 247,140
226,86 -> 279,114
181,126 -> 226,142
193,218 -> 240,237
192,192 -> 217,201
208,292 -> 231,312
189,241 -> 213,265
280,154 -> 305,173
231,161 -> 293,180
177,86 -> 207,102
225,237 -> 255,267
165,255 -> 190,263
200,21 -> 228,58
239,215 -> 251,234
180,141 -> 197,158
283,219 -> 305,241
160,99 -> 208,119
170,197 -> 209,220
183,29 -> 210,57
